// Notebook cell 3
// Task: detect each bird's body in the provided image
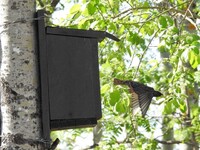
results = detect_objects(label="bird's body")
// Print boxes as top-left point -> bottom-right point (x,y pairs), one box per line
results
114,78 -> 162,116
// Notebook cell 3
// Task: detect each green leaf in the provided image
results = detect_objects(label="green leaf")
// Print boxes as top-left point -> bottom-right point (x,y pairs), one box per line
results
164,101 -> 175,114
110,90 -> 120,106
186,34 -> 200,44
172,27 -> 179,34
173,99 -> 179,108
159,16 -> 167,28
191,41 -> 200,54
70,4 -> 81,14
115,101 -> 126,113
158,45 -> 167,52
166,16 -> 174,26
71,11 -> 81,20
143,1 -> 150,7
179,103 -> 186,113
192,47 -> 199,55
87,2 -> 96,15
93,0 -> 99,4
174,129 -> 190,141
188,50 -> 199,69
194,71 -> 200,82
118,25 -> 125,35
186,35 -> 194,44
101,84 -> 110,94
108,22 -> 117,31
98,4 -> 106,13
128,32 -> 144,45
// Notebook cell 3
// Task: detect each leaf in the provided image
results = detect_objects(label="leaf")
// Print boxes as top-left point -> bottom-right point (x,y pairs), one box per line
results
108,22 -> 117,31
128,32 -> 144,45
118,25 -> 125,35
174,129 -> 190,141
70,4 -> 81,14
186,34 -> 200,44
179,103 -> 186,113
188,50 -> 199,69
173,99 -> 179,108
115,101 -> 126,113
101,84 -> 110,94
87,2 -> 96,15
186,35 -> 194,44
159,16 -> 167,28
71,11 -> 81,20
108,0 -> 114,7
172,27 -> 179,34
191,41 -> 200,54
143,1 -> 150,7
158,45 -> 167,52
93,0 -> 99,4
110,90 -> 120,106
98,4 -> 106,13
163,101 -> 175,114
194,71 -> 200,82
166,16 -> 174,26
90,20 -> 99,28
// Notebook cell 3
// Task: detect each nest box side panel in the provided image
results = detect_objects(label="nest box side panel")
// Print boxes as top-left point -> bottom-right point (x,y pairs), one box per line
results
46,35 -> 101,120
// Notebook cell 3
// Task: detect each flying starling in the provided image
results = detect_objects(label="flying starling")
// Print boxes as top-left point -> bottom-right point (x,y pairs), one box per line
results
114,78 -> 162,117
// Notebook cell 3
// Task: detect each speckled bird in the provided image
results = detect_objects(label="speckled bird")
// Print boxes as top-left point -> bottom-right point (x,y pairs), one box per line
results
114,78 -> 162,117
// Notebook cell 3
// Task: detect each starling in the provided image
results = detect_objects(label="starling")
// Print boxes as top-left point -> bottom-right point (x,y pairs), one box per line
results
114,78 -> 162,116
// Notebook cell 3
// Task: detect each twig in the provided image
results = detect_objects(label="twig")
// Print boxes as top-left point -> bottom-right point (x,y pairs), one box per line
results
50,138 -> 60,150
106,0 -> 114,13
37,0 -> 44,7
179,0 -> 194,27
127,14 -> 153,71
51,0 -> 60,8
113,7 -> 159,19
155,139 -> 199,147
133,29 -> 159,79
113,1 -> 194,19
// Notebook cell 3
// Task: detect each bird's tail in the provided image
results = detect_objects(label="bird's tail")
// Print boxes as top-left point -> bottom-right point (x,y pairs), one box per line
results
153,90 -> 162,97
114,78 -> 129,85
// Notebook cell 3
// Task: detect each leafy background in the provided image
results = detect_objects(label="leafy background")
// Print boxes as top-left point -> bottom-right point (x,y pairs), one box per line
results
37,0 -> 200,149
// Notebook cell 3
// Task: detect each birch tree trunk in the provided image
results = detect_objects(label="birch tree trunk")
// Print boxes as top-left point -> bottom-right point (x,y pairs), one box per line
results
0,0 -> 43,149
160,51 -> 174,150
0,30 -> 2,145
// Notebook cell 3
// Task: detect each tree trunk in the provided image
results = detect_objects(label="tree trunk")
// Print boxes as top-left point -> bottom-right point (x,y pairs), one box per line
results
160,51 -> 174,150
0,0 -> 43,149
0,31 -> 2,145
162,117 -> 174,150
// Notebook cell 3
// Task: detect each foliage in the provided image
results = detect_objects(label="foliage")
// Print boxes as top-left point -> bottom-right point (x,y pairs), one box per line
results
37,0 -> 200,149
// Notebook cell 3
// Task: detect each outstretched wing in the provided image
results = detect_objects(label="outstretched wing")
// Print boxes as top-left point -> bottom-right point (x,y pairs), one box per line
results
138,92 -> 153,116
130,82 -> 154,116
129,86 -> 140,115
114,79 -> 156,116
129,84 -> 153,116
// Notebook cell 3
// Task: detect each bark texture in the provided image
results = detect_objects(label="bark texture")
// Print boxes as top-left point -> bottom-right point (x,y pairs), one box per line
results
160,51 -> 174,150
0,0 -> 43,149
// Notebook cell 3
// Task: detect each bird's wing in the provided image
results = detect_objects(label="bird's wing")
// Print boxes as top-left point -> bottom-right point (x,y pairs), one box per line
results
129,86 -> 140,115
138,92 -> 153,116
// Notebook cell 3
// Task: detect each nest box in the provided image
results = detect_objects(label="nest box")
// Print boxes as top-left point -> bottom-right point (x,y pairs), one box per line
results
36,10 -> 119,144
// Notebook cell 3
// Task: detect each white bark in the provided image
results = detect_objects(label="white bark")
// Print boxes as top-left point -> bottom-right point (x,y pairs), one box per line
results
0,27 -> 2,144
0,0 -> 43,149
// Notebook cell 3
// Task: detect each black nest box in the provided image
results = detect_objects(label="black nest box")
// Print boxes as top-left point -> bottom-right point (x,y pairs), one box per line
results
37,10 -> 119,144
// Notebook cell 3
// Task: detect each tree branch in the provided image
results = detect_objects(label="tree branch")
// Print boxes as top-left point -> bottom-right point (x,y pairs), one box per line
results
51,0 -> 60,8
155,139 -> 199,147
113,1 -> 200,20
37,0 -> 44,8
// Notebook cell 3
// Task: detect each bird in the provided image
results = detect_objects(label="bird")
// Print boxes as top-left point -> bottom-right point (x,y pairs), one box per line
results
114,78 -> 162,117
